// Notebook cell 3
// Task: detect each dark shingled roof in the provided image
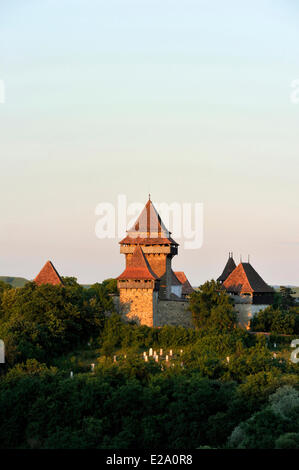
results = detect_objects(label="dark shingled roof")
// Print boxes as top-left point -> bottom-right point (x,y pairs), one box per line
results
117,245 -> 158,281
174,271 -> 194,295
217,254 -> 236,283
157,269 -> 181,286
223,262 -> 274,294
34,260 -> 63,286
120,198 -> 178,246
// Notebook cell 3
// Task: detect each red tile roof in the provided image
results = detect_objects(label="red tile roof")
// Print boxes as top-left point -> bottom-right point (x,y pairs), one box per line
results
120,198 -> 178,246
174,271 -> 194,295
174,271 -> 187,284
34,260 -> 63,286
223,262 -> 273,294
171,270 -> 183,286
120,236 -> 178,246
117,245 -> 158,280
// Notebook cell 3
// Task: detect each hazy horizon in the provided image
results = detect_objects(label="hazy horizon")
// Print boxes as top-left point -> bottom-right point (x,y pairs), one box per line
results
1,1 -> 299,286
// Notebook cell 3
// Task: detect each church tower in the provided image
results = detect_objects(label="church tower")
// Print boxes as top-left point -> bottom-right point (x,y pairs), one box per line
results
117,197 -> 179,326
217,252 -> 236,284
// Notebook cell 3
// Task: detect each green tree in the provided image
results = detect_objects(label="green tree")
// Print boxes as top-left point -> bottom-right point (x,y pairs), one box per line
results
278,286 -> 296,310
275,433 -> 299,449
189,280 -> 236,331
0,280 -> 109,365
101,278 -> 118,295
0,280 -> 12,297
269,385 -> 299,419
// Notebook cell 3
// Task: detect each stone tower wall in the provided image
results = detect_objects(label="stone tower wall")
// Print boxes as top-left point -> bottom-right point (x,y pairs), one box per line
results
113,295 -> 268,331
118,288 -> 156,327
234,303 -> 269,329
115,293 -> 193,329
156,299 -> 193,328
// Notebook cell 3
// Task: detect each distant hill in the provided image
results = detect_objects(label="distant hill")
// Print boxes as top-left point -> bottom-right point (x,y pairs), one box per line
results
272,285 -> 299,298
0,278 -> 101,289
0,278 -> 95,289
290,287 -> 299,298
0,276 -> 29,288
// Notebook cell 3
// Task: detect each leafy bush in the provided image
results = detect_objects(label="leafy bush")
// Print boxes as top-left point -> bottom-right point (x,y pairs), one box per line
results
0,280 -> 114,366
189,280 -> 237,331
250,306 -> 299,335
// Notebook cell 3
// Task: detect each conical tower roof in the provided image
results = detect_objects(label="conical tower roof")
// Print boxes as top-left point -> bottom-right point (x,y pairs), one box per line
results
34,260 -> 63,286
117,245 -> 158,280
120,197 -> 178,246
217,253 -> 236,283
128,198 -> 169,236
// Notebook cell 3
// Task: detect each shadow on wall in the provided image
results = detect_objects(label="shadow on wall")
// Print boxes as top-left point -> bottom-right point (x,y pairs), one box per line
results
235,304 -> 269,329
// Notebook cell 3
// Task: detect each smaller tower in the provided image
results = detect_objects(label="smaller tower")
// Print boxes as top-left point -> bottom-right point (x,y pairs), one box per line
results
217,252 -> 236,284
223,261 -> 274,305
117,245 -> 160,326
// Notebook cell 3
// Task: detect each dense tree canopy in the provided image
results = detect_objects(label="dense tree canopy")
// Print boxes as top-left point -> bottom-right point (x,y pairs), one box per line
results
189,280 -> 237,331
250,305 -> 299,335
0,279 -> 114,366
0,278 -> 298,449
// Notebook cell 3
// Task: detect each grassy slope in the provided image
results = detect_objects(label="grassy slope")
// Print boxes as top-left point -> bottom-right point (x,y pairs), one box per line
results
0,276 -> 29,288
0,276 -> 91,289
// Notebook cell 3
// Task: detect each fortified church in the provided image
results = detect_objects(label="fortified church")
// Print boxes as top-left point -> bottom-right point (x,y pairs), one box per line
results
32,198 -> 275,329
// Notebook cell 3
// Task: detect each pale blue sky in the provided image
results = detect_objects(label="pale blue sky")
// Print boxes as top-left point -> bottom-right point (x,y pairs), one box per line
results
0,0 -> 299,285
